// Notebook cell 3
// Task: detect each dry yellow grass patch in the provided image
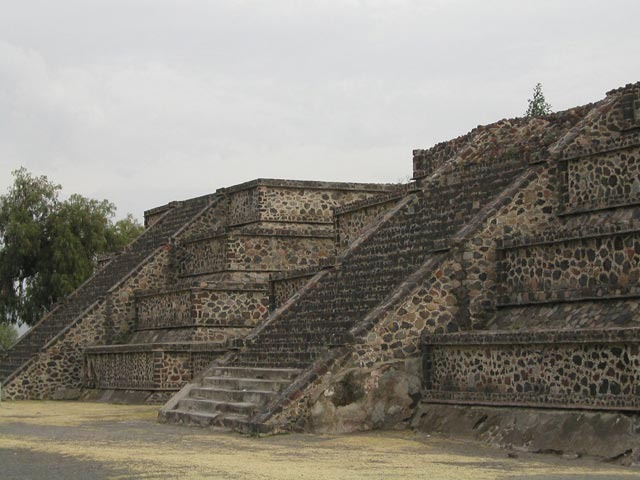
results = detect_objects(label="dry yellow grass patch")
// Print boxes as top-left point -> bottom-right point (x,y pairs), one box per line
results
0,400 -> 157,426
0,401 -> 636,480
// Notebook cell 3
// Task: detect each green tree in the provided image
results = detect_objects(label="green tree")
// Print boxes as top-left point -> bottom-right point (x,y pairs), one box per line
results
0,168 -> 144,325
526,83 -> 553,117
0,323 -> 18,350
108,213 -> 145,251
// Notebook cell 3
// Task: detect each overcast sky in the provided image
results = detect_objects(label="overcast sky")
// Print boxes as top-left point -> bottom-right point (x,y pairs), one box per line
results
1,0 -> 639,220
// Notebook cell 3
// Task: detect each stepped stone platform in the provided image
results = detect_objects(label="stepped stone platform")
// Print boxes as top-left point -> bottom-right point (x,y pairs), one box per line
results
1,179 -> 398,402
155,83 -> 640,454
4,82 -> 640,460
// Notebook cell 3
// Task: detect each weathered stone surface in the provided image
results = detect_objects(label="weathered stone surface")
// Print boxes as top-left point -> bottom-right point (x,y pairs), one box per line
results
335,190 -> 407,251
307,359 -> 421,433
412,404 -> 640,464
423,328 -> 640,410
220,179 -> 397,226
84,347 -> 222,391
270,269 -> 321,310
498,229 -> 640,305
565,150 -> 640,212
135,286 -> 270,330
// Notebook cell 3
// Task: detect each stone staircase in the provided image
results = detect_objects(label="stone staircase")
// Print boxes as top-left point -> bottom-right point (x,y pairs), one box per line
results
0,195 -> 214,385
80,180 -> 399,402
165,366 -> 300,428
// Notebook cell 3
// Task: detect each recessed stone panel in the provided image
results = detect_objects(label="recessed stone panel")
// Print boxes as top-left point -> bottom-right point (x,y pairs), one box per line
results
84,348 -> 221,391
565,149 -> 640,212
498,230 -> 640,305
423,329 -> 640,410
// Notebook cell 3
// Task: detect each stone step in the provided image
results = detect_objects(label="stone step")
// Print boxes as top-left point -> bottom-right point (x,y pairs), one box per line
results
0,361 -> 17,371
241,343 -> 328,353
237,350 -> 324,362
208,366 -> 302,381
178,397 -> 258,416
191,387 -> 277,404
254,331 -> 351,344
232,358 -> 311,369
161,406 -> 260,433
0,356 -> 25,366
221,414 -> 262,434
202,376 -> 291,392
161,408 -> 223,427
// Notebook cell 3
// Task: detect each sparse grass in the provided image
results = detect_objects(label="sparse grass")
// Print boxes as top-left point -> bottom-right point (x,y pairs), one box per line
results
0,400 -> 157,426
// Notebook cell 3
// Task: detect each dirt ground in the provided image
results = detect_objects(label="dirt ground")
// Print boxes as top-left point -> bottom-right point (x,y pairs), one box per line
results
0,401 -> 637,480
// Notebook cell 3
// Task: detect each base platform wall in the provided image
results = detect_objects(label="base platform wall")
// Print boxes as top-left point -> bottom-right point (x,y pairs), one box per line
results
412,403 -> 640,464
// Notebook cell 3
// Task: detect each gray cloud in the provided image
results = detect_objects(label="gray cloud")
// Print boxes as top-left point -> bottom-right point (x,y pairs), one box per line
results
1,0 -> 639,219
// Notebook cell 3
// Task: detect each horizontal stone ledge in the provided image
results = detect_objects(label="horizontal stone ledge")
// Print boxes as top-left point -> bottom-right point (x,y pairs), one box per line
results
143,193 -> 217,217
216,178 -> 400,195
349,242 -> 450,258
179,229 -> 227,243
498,224 -> 640,250
421,326 -> 640,346
196,282 -> 268,292
269,261 -> 335,281
421,390 -> 640,412
87,386 -> 181,392
134,283 -> 269,298
556,133 -> 640,162
270,270 -> 321,282
557,197 -> 640,218
496,288 -> 640,307
134,286 -> 193,298
230,230 -> 335,239
133,324 -> 255,332
181,229 -> 335,245
225,219 -> 334,228
85,342 -> 229,354
143,204 -> 173,218
179,268 -> 318,278
526,152 -> 549,165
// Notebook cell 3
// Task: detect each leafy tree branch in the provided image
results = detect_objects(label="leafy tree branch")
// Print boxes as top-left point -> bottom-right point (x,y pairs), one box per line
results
0,168 -> 144,325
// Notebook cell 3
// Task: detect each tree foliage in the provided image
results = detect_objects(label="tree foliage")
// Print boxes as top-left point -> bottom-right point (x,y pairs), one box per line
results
0,323 -> 18,350
526,83 -> 553,117
0,168 -> 144,325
